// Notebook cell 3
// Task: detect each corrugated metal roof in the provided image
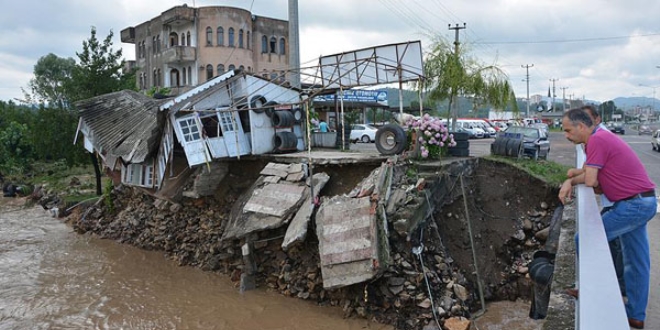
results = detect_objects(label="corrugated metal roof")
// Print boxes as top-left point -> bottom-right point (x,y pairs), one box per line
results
159,70 -> 236,112
75,90 -> 165,164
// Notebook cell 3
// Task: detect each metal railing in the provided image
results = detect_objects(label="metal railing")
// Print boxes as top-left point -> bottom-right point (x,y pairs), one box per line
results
575,145 -> 629,329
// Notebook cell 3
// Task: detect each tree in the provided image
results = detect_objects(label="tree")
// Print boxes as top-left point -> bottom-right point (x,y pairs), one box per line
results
68,27 -> 136,195
422,39 -> 517,130
26,53 -> 76,108
67,27 -> 134,103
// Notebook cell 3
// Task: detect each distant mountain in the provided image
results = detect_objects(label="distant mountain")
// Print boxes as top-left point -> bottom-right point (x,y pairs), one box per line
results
612,96 -> 660,110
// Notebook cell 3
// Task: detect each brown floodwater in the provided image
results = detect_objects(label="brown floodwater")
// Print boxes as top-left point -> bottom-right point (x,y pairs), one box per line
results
0,201 -> 543,330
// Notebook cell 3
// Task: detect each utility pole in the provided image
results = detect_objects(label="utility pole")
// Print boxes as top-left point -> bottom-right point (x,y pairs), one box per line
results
521,64 -> 533,118
448,23 -> 466,131
560,86 -> 569,112
549,78 -> 559,112
288,0 -> 301,89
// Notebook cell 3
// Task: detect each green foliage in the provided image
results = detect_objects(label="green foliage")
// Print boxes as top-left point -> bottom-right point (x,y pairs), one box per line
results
487,155 -> 570,187
0,121 -> 33,172
422,38 -> 518,127
66,27 -> 130,103
102,178 -> 114,213
26,53 -> 76,108
146,86 -> 171,97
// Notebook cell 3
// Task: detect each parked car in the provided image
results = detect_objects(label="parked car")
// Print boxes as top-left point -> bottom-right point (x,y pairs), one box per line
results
350,124 -> 378,143
638,125 -> 653,135
531,123 -> 549,135
608,122 -> 625,134
652,130 -> 660,151
498,126 -> 550,160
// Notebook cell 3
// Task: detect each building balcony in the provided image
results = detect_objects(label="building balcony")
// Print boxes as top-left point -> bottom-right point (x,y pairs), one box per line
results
161,6 -> 195,26
121,27 -> 135,43
162,46 -> 197,64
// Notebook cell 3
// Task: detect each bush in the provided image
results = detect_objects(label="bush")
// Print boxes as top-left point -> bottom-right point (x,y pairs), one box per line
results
404,114 -> 456,159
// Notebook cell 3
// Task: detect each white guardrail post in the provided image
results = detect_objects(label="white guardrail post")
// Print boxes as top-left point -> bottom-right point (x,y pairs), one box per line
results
575,145 -> 629,329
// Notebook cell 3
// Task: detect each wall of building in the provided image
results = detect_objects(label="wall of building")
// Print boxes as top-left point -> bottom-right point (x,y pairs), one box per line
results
121,5 -> 290,96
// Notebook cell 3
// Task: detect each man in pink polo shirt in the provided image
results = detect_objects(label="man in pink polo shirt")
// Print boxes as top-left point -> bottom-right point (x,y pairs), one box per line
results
558,107 -> 656,329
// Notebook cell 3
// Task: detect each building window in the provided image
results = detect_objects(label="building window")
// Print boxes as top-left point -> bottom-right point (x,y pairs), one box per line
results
247,66 -> 251,72
270,37 -> 277,53
217,27 -> 224,46
181,32 -> 186,46
270,72 -> 278,80
239,65 -> 245,71
217,64 -> 225,74
228,28 -> 235,47
206,27 -> 213,46
156,35 -> 161,53
238,29 -> 244,48
182,67 -> 187,85
247,31 -> 250,49
188,66 -> 192,84
169,32 -> 178,47
179,117 -> 201,143
157,69 -> 162,87
152,69 -> 157,87
186,31 -> 191,46
206,64 -> 213,80
170,69 -> 180,87
280,38 -> 286,55
152,36 -> 156,55
228,64 -> 235,71
261,36 -> 267,53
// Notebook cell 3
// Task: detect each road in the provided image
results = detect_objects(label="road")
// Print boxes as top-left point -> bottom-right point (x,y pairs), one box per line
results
353,128 -> 660,327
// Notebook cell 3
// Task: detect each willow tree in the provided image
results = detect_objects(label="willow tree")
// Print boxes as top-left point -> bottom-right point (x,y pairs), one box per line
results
422,39 -> 517,131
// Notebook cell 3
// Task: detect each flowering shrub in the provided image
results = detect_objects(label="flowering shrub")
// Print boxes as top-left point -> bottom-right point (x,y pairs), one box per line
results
404,114 -> 456,159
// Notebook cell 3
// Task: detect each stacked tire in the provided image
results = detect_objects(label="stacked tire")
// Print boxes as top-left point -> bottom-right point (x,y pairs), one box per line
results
448,132 -> 469,157
335,124 -> 351,149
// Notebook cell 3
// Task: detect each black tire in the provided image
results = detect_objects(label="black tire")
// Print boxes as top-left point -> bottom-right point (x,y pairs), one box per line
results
375,124 -> 407,155
505,139 -> 521,157
274,132 -> 298,151
264,101 -> 278,117
453,140 -> 469,149
451,132 -> 470,142
250,95 -> 267,113
361,135 -> 371,143
271,110 -> 294,128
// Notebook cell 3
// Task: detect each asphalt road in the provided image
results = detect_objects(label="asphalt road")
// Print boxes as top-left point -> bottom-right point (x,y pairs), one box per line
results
352,128 -> 660,327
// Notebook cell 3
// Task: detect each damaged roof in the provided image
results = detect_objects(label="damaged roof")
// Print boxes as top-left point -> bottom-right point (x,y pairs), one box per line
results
75,90 -> 166,164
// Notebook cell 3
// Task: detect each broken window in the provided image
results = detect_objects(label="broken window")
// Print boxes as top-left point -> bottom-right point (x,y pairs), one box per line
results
200,113 -> 221,138
206,27 -> 213,46
270,37 -> 277,53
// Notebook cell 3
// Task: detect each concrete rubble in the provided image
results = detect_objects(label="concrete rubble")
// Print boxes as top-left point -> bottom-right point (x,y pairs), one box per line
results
68,158 -> 559,330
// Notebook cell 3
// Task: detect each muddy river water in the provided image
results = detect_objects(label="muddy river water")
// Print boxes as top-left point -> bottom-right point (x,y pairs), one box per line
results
0,201 -> 542,330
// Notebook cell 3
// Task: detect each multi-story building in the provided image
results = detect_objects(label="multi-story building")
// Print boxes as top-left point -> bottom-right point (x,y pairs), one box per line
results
120,4 -> 290,96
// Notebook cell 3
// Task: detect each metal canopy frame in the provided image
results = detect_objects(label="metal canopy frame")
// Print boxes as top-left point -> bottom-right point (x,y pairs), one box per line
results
318,41 -> 424,89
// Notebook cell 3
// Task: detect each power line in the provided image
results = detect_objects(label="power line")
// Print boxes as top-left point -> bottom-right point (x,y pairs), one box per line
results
478,32 -> 660,45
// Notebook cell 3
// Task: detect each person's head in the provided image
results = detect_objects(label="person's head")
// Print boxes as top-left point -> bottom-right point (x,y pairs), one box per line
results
562,108 -> 594,144
582,104 -> 601,125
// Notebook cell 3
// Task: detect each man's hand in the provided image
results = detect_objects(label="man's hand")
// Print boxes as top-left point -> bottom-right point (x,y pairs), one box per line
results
558,179 -> 574,204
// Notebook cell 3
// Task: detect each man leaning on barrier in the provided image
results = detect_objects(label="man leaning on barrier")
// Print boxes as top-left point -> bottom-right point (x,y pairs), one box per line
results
558,107 -> 656,329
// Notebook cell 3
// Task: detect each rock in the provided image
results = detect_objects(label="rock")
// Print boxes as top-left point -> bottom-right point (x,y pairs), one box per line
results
453,284 -> 469,301
512,229 -> 526,241
388,276 -> 406,286
390,285 -> 404,295
169,203 -> 182,213
422,322 -> 441,330
393,219 -> 408,236
523,218 -> 533,231
535,227 -> 550,241
417,298 -> 432,308
401,260 -> 413,269
444,316 -> 470,330
437,306 -> 446,316
517,266 -> 529,274
540,201 -> 548,209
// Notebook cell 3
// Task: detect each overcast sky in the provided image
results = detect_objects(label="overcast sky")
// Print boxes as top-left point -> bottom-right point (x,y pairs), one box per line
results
2,0 -> 660,106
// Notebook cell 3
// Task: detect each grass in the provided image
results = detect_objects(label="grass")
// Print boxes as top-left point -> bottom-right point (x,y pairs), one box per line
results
486,155 -> 571,187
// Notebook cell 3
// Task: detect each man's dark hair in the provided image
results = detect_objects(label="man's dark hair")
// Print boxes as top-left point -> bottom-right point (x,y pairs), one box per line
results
581,104 -> 600,119
564,108 -> 594,127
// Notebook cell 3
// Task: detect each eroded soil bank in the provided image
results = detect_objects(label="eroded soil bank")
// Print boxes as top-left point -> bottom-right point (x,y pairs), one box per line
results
68,158 -> 559,330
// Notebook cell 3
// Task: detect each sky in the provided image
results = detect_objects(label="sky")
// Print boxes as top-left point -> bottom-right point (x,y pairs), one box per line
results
2,0 -> 660,106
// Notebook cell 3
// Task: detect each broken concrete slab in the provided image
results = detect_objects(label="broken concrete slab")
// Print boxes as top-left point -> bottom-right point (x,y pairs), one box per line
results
243,183 -> 306,217
263,176 -> 281,184
281,172 -> 330,250
260,162 -> 290,178
316,195 -> 382,289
